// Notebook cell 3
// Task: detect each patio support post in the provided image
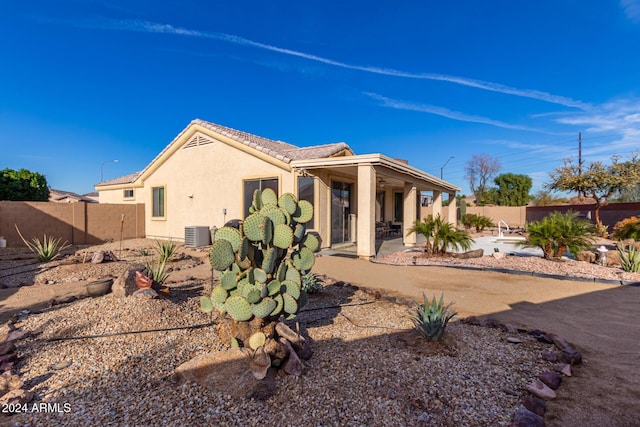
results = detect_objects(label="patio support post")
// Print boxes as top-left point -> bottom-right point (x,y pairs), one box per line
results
447,191 -> 457,225
403,182 -> 417,246
432,190 -> 443,220
357,163 -> 376,259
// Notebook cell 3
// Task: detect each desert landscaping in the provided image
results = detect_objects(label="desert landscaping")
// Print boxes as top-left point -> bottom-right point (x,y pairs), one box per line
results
0,236 -> 638,426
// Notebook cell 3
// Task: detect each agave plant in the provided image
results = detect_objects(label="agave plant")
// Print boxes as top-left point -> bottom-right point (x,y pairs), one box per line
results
155,239 -> 177,263
617,244 -> 640,272
301,272 -> 322,294
410,293 -> 457,341
14,225 -> 70,262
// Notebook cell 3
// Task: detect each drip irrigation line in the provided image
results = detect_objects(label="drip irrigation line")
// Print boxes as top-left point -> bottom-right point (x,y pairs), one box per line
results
0,265 -> 57,279
0,260 -> 40,271
338,312 -> 409,331
298,300 -> 375,313
46,322 -> 215,342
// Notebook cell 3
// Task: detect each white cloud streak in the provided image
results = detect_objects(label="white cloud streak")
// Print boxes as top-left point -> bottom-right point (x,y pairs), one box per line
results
100,19 -> 589,109
364,92 -> 551,133
622,0 -> 640,22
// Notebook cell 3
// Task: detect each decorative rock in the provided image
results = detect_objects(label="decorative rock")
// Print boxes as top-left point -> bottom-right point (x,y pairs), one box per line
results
275,322 -> 305,349
482,317 -> 501,328
507,337 -> 523,344
112,265 -> 146,297
526,379 -> 556,400
0,342 -> 15,356
540,350 -> 559,362
553,363 -> 572,377
492,251 -> 506,260
0,389 -> 34,407
538,371 -> 562,390
605,250 -> 621,267
280,338 -> 304,377
548,334 -> 582,365
453,249 -> 484,259
132,288 -> 158,299
576,251 -> 596,263
512,405 -> 545,427
51,361 -> 72,370
5,330 -> 26,343
521,396 -> 546,417
249,347 -> 271,380
174,349 -> 269,399
0,354 -> 16,365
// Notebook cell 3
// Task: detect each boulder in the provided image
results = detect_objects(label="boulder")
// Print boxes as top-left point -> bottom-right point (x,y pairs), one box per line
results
538,371 -> 562,390
526,379 -> 556,400
576,251 -> 596,263
174,349 -> 274,399
453,249 -> 484,259
512,405 -> 545,427
548,334 -> 582,365
605,250 -> 621,267
521,396 -> 546,417
111,265 -> 146,297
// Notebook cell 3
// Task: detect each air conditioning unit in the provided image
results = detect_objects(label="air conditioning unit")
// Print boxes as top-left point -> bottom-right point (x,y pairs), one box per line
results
185,226 -> 211,247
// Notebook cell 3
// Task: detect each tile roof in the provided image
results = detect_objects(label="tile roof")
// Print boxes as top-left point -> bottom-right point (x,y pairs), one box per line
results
97,119 -> 353,187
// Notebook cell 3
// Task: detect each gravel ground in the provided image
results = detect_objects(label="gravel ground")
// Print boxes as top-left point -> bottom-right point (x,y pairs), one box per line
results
0,239 -> 563,426
376,249 -> 640,283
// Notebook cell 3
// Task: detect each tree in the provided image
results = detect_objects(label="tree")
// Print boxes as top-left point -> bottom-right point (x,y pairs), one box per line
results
494,173 -> 532,206
0,168 -> 49,201
547,153 -> 640,232
465,154 -> 500,205
530,190 -> 567,207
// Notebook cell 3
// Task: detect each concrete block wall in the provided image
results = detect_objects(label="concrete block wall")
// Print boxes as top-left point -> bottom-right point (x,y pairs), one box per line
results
0,201 -> 145,247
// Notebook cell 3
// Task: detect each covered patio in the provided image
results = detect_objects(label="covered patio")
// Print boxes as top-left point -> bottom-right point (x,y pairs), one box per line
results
292,154 -> 460,259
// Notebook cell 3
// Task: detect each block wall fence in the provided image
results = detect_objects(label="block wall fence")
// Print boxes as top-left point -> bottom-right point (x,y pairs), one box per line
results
0,201 -> 145,247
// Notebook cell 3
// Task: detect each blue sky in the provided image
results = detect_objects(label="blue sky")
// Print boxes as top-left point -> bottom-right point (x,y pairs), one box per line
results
2,1 -> 640,197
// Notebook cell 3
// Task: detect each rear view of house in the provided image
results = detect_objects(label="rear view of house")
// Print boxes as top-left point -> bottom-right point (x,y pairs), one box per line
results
96,119 -> 459,259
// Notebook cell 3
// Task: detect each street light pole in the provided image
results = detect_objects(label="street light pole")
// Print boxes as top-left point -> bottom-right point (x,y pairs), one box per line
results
440,156 -> 454,180
100,160 -> 119,182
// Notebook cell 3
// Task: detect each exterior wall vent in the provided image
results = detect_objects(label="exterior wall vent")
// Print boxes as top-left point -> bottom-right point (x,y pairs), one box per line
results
184,133 -> 215,149
184,226 -> 211,247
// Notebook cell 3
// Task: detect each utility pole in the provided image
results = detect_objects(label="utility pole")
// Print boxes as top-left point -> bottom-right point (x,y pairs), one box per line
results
578,132 -> 583,198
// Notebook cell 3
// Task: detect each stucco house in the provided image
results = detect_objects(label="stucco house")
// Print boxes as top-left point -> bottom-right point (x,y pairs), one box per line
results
96,119 -> 459,259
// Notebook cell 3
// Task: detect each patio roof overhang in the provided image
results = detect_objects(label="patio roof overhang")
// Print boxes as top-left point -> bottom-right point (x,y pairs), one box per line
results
291,153 -> 460,193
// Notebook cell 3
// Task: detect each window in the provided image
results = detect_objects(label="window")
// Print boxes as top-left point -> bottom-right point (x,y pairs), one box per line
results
393,192 -> 403,222
297,176 -> 315,229
124,189 -> 134,199
152,186 -> 165,218
243,178 -> 278,217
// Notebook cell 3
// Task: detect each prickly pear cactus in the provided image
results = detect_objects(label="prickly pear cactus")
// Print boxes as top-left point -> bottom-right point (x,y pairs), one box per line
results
201,188 -> 317,322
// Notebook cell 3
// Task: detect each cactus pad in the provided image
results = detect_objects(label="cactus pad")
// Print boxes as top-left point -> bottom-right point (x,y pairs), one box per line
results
262,247 -> 277,274
224,296 -> 253,321
245,287 -> 261,304
278,193 -> 298,215
239,237 -> 249,259
263,217 -> 273,246
212,285 -> 228,304
293,223 -> 306,244
273,223 -> 294,249
283,293 -> 298,314
267,279 -> 282,296
301,233 -> 320,252
292,247 -> 315,272
293,200 -> 313,224
209,239 -> 235,271
248,331 -> 267,350
200,296 -> 213,313
220,271 -> 238,290
271,294 -> 284,317
261,205 -> 286,226
252,297 -> 277,319
282,279 -> 301,299
261,188 -> 278,206
253,268 -> 267,283
252,189 -> 263,210
285,266 -> 301,285
215,227 -> 242,252
298,289 -> 309,308
243,212 -> 266,242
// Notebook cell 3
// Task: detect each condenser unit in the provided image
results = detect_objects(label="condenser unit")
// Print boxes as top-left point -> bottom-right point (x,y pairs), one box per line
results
184,226 -> 211,247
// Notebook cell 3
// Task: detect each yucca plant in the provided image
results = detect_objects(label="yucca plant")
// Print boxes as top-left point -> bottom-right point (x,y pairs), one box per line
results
14,225 -> 70,262
146,260 -> 169,285
617,244 -> 640,272
155,239 -> 177,264
410,293 -> 457,341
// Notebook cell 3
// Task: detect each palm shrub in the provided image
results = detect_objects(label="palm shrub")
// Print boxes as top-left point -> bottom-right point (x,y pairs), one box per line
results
461,214 -> 476,230
410,293 -> 457,341
156,239 -> 177,263
612,216 -> 640,241
518,211 -> 595,259
617,244 -> 640,272
407,214 -> 474,255
471,215 -> 494,232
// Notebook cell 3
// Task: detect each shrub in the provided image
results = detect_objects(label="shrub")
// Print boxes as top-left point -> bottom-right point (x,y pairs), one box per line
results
410,293 -> 457,341
612,216 -> 640,241
156,239 -> 177,263
617,244 -> 640,272
301,273 -> 322,294
408,214 -> 474,255
518,210 -> 596,259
